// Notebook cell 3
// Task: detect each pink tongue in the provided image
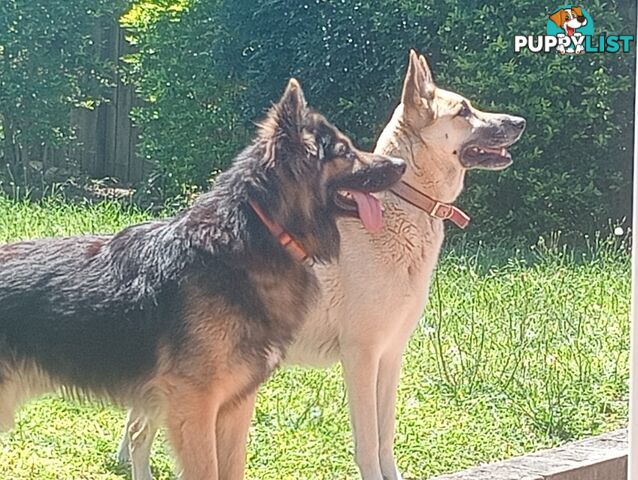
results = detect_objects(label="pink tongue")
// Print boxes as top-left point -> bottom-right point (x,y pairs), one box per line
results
349,191 -> 383,233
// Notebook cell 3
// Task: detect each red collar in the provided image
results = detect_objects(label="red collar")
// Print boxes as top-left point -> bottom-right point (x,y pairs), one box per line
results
248,200 -> 309,262
390,180 -> 470,229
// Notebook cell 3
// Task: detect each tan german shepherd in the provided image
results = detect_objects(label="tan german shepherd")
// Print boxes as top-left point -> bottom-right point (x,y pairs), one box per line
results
119,51 -> 525,479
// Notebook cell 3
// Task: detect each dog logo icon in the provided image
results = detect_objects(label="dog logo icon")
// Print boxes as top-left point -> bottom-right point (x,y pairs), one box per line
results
515,5 -> 633,55
547,5 -> 594,54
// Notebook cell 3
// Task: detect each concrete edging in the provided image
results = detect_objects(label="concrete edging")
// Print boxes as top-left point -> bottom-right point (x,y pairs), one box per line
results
430,429 -> 627,480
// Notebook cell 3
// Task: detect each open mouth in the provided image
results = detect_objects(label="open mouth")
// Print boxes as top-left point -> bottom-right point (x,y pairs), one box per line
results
329,155 -> 405,233
461,144 -> 513,170
333,190 -> 384,233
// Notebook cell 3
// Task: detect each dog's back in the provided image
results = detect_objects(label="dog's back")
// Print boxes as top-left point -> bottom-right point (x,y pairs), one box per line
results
0,228 -> 180,394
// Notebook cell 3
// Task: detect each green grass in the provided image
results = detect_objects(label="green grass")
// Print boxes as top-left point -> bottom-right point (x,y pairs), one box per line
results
0,196 -> 630,479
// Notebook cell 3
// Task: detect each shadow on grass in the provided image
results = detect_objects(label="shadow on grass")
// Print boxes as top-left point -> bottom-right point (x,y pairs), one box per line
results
103,454 -> 178,480
102,456 -> 132,480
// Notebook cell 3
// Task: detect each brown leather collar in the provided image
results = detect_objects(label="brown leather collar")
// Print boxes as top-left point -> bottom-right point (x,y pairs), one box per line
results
390,180 -> 470,229
248,200 -> 309,262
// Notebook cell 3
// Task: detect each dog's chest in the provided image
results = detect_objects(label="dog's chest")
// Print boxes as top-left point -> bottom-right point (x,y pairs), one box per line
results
339,207 -> 443,321
255,264 -> 316,329
285,207 -> 444,367
373,201 -> 443,268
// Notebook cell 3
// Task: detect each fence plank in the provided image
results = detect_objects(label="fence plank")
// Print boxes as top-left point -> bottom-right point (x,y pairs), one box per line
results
128,93 -> 143,183
68,20 -> 144,185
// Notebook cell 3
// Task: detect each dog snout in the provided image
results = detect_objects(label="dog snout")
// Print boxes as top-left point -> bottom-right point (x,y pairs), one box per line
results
369,154 -> 406,177
386,156 -> 407,176
376,155 -> 406,184
510,116 -> 526,132
351,153 -> 406,191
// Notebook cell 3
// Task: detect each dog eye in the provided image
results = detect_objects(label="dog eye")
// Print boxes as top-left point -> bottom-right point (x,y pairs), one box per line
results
457,101 -> 471,118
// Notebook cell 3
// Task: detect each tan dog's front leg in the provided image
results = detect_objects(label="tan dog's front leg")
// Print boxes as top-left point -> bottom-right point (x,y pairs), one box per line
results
573,33 -> 585,54
376,349 -> 405,480
342,349 -> 384,480
216,390 -> 257,480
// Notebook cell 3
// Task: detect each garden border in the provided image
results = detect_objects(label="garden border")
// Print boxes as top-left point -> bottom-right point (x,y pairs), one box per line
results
431,429 -> 627,480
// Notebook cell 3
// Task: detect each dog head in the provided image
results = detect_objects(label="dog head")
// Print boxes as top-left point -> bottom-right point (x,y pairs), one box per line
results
549,6 -> 587,33
381,50 -> 525,199
254,79 -> 406,262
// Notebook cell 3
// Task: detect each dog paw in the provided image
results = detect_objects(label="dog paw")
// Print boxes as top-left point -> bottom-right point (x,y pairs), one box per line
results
115,445 -> 131,465
381,470 -> 404,480
380,462 -> 404,480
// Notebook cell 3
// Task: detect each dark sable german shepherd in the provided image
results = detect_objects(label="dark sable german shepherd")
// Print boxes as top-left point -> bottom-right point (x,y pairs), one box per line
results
0,79 -> 405,480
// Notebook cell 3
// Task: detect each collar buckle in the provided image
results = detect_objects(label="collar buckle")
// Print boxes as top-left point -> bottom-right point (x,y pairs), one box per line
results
390,181 -> 470,229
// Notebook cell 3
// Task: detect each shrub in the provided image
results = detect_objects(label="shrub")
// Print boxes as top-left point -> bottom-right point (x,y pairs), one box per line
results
0,0 -> 125,186
123,0 -> 248,199
129,0 -> 634,241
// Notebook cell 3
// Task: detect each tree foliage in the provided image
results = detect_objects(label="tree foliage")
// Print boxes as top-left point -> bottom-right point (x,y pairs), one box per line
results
123,0 -> 246,200
129,0 -> 635,241
1,0 -> 634,241
0,0 -> 124,181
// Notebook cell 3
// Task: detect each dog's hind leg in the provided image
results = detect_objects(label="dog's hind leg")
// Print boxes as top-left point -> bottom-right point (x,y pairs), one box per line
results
165,388 -> 220,480
342,349 -> 384,480
0,386 -> 18,432
0,366 -> 52,432
118,408 -> 159,480
216,390 -> 256,480
116,411 -> 133,465
376,349 -> 405,480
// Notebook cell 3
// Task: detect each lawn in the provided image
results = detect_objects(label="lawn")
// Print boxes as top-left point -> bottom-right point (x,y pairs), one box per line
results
0,196 -> 630,480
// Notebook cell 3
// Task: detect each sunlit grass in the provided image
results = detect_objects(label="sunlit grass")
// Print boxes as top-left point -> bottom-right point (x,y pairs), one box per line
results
0,196 -> 630,479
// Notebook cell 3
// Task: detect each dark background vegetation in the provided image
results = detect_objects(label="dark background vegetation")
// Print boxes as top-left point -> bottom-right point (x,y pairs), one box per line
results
0,0 -> 635,243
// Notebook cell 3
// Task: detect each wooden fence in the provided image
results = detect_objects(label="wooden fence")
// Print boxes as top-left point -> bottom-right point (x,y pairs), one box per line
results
72,21 -> 145,184
0,21 -> 146,185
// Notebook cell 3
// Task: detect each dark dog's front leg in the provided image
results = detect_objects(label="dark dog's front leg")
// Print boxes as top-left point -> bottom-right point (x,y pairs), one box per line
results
216,390 -> 257,480
165,389 -> 220,480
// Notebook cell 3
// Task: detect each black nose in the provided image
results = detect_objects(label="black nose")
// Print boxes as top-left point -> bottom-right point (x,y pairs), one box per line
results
512,117 -> 526,131
578,15 -> 586,22
390,157 -> 407,175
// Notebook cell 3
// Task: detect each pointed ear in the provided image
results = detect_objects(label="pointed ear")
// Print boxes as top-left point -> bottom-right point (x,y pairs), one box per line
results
401,50 -> 434,109
277,78 -> 307,126
260,78 -> 308,141
418,54 -> 434,87
549,9 -> 566,27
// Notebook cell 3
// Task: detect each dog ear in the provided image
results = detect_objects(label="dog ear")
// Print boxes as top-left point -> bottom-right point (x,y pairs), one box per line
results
418,54 -> 434,88
401,50 -> 435,107
259,78 -> 309,143
276,78 -> 308,129
549,9 -> 566,27
401,50 -> 435,124
572,6 -> 584,17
